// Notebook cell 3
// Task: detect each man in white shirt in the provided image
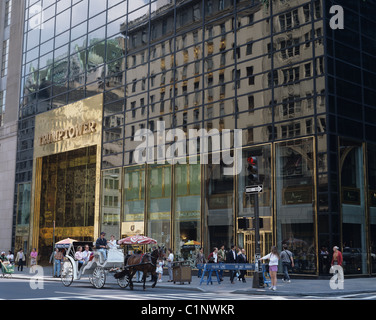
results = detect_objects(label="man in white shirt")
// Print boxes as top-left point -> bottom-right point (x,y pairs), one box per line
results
82,245 -> 92,263
167,249 -> 174,282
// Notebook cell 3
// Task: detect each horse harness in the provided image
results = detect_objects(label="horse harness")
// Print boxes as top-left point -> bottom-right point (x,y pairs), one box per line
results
125,251 -> 157,269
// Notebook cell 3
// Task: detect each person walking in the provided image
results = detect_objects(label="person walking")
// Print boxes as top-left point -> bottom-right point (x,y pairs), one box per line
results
6,251 -> 14,264
0,252 -> 7,261
30,248 -> 38,269
0,252 -> 8,269
195,247 -> 206,278
217,245 -> 226,281
226,245 -> 237,284
261,246 -> 280,291
236,248 -> 247,283
156,258 -> 164,282
166,248 -> 174,282
320,246 -> 329,274
208,247 -> 218,263
331,246 -> 343,267
16,249 -> 26,272
280,244 -> 294,283
53,248 -> 63,277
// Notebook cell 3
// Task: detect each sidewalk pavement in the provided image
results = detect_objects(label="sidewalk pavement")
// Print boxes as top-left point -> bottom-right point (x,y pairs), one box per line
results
7,266 -> 376,297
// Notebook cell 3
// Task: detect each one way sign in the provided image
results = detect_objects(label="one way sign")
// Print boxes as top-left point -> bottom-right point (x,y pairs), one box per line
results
245,185 -> 263,194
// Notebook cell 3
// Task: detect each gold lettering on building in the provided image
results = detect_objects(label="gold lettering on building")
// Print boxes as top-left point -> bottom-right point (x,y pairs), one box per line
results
39,121 -> 97,146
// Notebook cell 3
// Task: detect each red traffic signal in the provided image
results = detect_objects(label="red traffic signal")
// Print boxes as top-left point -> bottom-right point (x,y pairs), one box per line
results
247,156 -> 257,166
247,156 -> 258,183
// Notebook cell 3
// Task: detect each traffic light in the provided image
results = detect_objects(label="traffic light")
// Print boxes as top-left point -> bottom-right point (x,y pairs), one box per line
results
238,217 -> 250,230
251,217 -> 264,229
247,156 -> 259,184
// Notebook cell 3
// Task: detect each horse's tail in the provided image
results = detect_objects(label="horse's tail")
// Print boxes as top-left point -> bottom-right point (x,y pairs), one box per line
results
114,254 -> 131,279
114,266 -> 130,279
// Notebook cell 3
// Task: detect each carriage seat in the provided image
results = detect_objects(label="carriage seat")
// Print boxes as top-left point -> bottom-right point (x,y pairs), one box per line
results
93,250 -> 106,264
107,248 -> 124,263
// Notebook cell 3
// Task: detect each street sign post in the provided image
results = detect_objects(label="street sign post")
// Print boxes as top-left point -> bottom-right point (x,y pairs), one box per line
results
245,184 -> 264,288
246,185 -> 263,194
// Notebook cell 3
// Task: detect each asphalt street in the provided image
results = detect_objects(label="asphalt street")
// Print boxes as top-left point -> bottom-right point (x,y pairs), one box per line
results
1,267 -> 375,320
3,265 -> 376,299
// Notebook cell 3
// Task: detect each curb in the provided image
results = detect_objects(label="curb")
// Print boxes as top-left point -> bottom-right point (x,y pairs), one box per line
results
231,287 -> 376,297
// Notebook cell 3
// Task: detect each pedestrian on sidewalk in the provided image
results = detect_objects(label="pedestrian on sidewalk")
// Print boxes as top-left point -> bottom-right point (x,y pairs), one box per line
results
166,248 -> 174,282
208,247 -> 218,263
281,244 -> 294,283
30,248 -> 38,270
331,246 -> 343,267
52,248 -> 63,277
319,247 -> 329,274
236,248 -> 247,283
261,246 -> 280,291
195,247 -> 206,278
217,245 -> 226,280
226,245 -> 237,284
0,252 -> 8,269
156,258 -> 164,282
7,251 -> 14,264
16,249 -> 26,272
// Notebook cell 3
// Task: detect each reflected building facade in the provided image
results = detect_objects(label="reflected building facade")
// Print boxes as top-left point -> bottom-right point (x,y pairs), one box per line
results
0,0 -> 24,252
14,0 -> 376,275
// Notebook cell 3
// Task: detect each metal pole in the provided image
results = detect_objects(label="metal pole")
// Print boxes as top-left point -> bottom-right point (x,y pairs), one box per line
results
52,220 -> 55,276
252,193 -> 261,288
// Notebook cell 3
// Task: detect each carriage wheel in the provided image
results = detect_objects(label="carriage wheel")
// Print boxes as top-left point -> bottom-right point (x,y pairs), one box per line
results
92,267 -> 106,289
117,276 -> 129,289
61,260 -> 74,287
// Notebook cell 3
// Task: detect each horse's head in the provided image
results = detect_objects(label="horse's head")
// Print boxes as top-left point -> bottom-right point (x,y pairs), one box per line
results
151,247 -> 165,260
158,247 -> 166,260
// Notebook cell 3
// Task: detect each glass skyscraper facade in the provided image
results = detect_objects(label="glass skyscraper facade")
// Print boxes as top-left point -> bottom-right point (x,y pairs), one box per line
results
13,0 -> 376,275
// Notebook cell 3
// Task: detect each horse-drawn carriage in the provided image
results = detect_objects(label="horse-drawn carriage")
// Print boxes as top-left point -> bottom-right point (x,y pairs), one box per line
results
58,236 -> 164,290
58,240 -> 128,289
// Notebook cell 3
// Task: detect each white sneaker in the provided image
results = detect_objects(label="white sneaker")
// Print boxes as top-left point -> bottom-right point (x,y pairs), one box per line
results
272,286 -> 277,291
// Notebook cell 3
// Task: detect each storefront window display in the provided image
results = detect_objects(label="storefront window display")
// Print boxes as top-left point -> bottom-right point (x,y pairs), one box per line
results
173,162 -> 201,266
340,139 -> 367,274
276,138 -> 316,274
147,164 -> 171,248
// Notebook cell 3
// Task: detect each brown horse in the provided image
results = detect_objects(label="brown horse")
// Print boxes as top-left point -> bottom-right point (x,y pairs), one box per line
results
115,248 -> 164,290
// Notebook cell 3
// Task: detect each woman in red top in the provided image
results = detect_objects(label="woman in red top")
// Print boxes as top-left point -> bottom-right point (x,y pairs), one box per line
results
331,246 -> 343,266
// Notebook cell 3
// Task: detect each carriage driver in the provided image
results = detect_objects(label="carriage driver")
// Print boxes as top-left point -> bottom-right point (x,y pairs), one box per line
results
96,232 -> 108,261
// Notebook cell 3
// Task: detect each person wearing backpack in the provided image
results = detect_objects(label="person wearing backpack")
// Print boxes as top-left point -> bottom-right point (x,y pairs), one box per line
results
281,244 -> 294,283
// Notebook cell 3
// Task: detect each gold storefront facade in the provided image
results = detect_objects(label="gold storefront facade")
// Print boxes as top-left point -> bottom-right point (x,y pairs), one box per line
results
29,94 -> 103,264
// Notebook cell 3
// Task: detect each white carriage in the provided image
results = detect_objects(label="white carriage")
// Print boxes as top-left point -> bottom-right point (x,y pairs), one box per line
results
57,240 -> 129,289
